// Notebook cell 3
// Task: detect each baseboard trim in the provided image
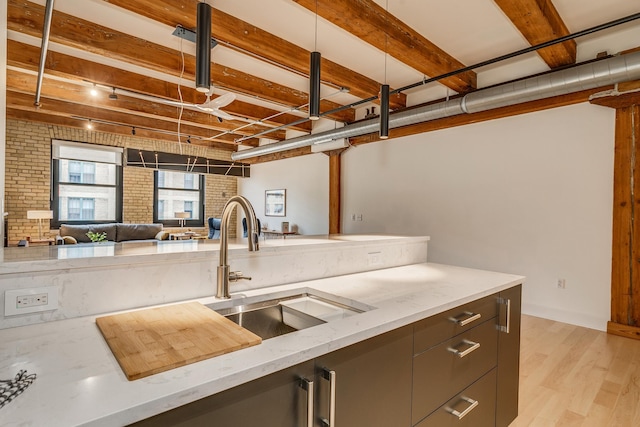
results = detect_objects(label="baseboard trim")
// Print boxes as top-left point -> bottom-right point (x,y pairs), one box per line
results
607,321 -> 640,340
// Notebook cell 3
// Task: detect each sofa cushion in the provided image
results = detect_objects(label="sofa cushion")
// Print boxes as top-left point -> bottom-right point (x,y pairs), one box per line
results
116,223 -> 163,242
59,223 -> 117,243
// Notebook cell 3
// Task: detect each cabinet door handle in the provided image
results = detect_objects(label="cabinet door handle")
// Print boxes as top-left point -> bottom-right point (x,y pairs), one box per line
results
447,339 -> 481,358
299,378 -> 314,427
497,298 -> 511,333
450,311 -> 482,327
447,396 -> 479,419
320,368 -> 336,427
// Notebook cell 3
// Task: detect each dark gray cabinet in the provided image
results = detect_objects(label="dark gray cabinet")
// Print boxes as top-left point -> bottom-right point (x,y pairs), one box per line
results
131,284 -> 521,427
496,284 -> 522,427
130,361 -> 315,427
314,325 -> 413,427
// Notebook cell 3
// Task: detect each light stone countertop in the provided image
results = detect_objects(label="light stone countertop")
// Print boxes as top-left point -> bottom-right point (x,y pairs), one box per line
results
0,262 -> 524,427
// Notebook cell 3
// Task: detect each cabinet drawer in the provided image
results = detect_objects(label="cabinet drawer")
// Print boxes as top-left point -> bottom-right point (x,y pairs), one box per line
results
412,319 -> 498,425
414,293 -> 497,355
414,368 -> 497,427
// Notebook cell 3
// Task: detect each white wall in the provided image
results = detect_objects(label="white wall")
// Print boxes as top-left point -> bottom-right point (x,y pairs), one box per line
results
243,103 -> 617,331
238,153 -> 329,236
341,103 -> 615,331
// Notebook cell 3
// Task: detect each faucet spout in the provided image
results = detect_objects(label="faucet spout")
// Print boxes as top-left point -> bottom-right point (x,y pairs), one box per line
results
216,196 -> 260,299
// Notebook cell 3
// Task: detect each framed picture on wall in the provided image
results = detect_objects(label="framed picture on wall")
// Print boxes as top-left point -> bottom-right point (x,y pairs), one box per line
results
265,189 -> 286,216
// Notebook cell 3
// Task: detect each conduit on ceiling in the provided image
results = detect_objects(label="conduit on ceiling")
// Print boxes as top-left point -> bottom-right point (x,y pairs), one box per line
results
232,49 -> 640,161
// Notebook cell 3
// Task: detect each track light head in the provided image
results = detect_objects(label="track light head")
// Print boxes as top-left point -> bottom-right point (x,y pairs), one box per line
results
109,88 -> 118,100
131,127 -> 136,135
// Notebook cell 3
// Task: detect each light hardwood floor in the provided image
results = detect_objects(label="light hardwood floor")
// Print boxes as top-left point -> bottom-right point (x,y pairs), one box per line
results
512,315 -> 640,426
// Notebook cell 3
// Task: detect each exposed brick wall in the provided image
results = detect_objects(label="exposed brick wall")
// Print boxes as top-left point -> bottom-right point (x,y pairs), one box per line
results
4,119 -> 240,245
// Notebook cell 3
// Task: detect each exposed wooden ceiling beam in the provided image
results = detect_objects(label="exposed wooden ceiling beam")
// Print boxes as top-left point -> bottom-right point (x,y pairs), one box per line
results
8,0 -> 354,123
7,108 -> 237,150
6,69 -> 285,141
494,0 -> 576,68
7,90 -> 257,146
292,0 -> 477,94
101,0 -> 407,110
7,40 -> 311,134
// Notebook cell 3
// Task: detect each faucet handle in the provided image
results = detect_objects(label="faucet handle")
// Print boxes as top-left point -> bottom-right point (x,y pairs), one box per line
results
229,271 -> 252,282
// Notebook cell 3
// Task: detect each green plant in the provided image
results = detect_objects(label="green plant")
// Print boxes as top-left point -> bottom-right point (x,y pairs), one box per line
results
86,231 -> 107,243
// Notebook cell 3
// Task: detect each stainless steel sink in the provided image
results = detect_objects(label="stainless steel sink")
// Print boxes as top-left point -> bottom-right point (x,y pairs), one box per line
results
210,293 -> 367,340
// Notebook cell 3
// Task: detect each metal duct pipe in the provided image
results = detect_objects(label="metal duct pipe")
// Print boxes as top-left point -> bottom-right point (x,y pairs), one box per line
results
34,0 -> 55,107
232,50 -> 640,161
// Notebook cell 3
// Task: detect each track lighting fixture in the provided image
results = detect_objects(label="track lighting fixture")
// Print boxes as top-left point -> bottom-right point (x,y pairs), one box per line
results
109,87 -> 118,100
380,0 -> 390,139
380,84 -> 390,139
195,2 -> 212,93
131,127 -> 136,135
309,51 -> 321,120
90,84 -> 98,97
86,120 -> 93,130
309,0 -> 321,120
187,136 -> 192,144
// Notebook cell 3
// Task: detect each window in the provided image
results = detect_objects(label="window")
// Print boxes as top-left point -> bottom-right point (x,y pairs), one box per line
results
153,170 -> 204,227
52,140 -> 123,227
68,197 -> 95,220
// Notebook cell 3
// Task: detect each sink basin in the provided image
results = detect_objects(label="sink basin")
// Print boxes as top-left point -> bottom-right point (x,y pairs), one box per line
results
209,293 -> 367,340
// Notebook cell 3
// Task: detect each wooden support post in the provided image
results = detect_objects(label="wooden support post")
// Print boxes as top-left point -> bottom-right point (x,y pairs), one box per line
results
607,105 -> 640,339
328,150 -> 343,235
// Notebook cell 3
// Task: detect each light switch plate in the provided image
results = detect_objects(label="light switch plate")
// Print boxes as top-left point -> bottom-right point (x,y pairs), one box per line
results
5,286 -> 59,316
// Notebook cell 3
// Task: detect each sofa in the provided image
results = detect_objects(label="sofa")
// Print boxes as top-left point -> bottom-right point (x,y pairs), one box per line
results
56,223 -> 167,244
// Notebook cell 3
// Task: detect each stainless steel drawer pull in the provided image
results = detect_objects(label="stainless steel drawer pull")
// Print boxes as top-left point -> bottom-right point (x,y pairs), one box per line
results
448,339 -> 481,358
450,311 -> 482,327
320,368 -> 336,427
299,378 -> 314,427
447,396 -> 479,419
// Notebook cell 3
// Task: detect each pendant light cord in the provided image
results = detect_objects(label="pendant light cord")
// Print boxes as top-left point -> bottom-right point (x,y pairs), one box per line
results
314,0 -> 318,51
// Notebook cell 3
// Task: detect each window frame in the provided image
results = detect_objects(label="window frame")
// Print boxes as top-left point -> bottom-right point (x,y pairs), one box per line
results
153,170 -> 205,227
51,141 -> 123,228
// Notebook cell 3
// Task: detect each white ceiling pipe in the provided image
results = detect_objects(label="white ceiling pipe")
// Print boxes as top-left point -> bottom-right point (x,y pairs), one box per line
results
231,50 -> 640,161
34,0 -> 55,107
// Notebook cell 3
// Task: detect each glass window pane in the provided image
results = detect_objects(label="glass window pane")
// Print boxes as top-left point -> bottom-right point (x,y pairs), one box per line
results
157,171 -> 199,190
58,185 -> 116,221
59,159 -> 115,185
157,189 -> 200,220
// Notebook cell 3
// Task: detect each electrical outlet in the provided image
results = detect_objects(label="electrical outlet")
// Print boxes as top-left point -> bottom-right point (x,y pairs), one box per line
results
17,293 -> 48,308
368,251 -> 382,266
357,214 -> 363,221
557,279 -> 566,289
351,213 -> 356,221
5,286 -> 59,316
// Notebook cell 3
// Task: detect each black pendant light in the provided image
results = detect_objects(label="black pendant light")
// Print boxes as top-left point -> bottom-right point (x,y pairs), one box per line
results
195,2 -> 212,93
309,51 -> 321,120
380,84 -> 390,139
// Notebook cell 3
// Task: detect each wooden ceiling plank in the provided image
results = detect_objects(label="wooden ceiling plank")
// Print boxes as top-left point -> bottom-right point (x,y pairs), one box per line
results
7,108 -> 236,150
6,69 -> 286,140
494,0 -> 576,68
7,40 -> 312,133
8,0 -> 354,123
292,0 -> 477,93
7,90 -> 254,146
101,0 -> 407,110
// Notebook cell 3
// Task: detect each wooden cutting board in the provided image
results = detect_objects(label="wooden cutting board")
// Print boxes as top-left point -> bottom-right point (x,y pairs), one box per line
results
96,302 -> 262,380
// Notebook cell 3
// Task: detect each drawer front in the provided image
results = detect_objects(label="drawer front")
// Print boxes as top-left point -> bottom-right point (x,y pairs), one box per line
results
414,368 -> 497,427
414,293 -> 498,355
412,319 -> 498,425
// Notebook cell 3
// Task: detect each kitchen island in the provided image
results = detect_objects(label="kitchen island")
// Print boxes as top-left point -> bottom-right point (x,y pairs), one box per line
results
0,261 -> 523,426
